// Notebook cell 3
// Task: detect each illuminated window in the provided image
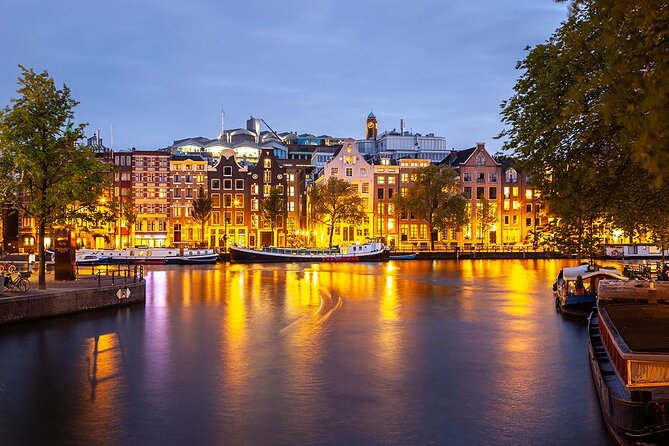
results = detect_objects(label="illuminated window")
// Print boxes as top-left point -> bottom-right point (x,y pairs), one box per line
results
526,189 -> 533,199
362,182 -> 370,194
288,201 -> 295,212
212,212 -> 220,225
212,194 -> 220,207
264,159 -> 271,168
235,212 -> 244,225
251,198 -> 259,211
388,176 -> 396,185
401,173 -> 409,182
235,194 -> 244,207
288,186 -> 295,197
251,184 -> 258,195
331,167 -> 339,176
503,186 -> 510,198
377,176 -> 385,185
388,218 -> 395,231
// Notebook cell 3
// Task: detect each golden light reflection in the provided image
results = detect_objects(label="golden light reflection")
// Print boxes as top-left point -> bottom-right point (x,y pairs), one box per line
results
72,332 -> 125,443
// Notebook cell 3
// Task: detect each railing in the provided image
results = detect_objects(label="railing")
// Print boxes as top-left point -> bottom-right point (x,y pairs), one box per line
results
75,264 -> 144,287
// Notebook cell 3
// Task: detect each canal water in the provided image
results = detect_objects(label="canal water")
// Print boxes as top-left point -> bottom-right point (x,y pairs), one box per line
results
0,260 -> 615,445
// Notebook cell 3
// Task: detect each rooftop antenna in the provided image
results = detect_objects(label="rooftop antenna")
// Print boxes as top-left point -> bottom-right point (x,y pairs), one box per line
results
110,125 -> 114,150
221,108 -> 225,134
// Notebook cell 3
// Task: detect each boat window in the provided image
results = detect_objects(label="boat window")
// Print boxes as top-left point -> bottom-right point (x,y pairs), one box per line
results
147,251 -> 152,256
130,251 -> 135,256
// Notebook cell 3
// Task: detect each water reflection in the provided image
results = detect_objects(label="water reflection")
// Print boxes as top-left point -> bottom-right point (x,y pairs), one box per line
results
0,260 -> 614,445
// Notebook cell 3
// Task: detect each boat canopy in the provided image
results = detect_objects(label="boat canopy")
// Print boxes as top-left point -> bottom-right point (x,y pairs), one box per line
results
562,264 -> 627,282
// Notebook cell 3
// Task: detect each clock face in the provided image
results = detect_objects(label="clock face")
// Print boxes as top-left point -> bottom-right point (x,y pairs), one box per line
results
367,122 -> 375,128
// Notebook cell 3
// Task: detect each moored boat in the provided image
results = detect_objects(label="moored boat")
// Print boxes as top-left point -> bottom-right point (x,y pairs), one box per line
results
229,241 -> 390,263
76,247 -> 219,265
389,253 -> 417,260
553,264 -> 627,317
588,280 -> 669,445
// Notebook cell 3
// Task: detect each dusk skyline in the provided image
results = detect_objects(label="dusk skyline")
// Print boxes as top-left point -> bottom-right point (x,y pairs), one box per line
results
2,0 -> 568,152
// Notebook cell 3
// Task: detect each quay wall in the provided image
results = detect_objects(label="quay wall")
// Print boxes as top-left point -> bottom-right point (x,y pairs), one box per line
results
0,281 -> 146,325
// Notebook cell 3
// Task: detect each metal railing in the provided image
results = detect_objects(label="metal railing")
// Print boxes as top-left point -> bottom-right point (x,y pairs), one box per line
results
75,264 -> 144,287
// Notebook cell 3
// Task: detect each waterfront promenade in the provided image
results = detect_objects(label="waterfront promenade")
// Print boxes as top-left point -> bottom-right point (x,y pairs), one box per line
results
0,269 -> 146,325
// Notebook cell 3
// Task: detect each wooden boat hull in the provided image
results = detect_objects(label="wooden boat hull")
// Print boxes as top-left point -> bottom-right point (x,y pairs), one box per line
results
229,246 -> 390,264
390,253 -> 417,260
588,312 -> 669,445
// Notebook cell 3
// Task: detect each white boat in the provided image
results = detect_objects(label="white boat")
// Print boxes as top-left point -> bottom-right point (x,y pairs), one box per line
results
553,264 -> 627,317
76,247 -> 219,265
606,244 -> 669,259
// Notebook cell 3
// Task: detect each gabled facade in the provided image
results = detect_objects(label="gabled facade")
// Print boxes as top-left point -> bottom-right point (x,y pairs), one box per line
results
248,148 -> 287,247
315,139 -> 373,246
170,153 -> 209,246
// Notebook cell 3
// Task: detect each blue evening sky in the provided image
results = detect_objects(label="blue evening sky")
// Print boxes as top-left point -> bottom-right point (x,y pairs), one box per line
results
1,0 -> 567,152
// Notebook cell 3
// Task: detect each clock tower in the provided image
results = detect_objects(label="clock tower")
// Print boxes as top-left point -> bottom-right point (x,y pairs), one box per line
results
365,111 -> 378,140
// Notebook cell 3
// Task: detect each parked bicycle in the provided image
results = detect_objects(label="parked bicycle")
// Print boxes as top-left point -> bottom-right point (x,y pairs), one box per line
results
3,270 -> 31,292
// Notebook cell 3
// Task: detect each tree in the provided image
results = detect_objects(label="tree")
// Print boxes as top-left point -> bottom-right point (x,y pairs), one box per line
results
0,66 -> 111,289
259,187 -> 284,246
499,0 -> 669,251
393,164 -> 468,250
309,177 -> 367,248
121,196 -> 137,248
191,185 -> 212,247
476,198 -> 497,244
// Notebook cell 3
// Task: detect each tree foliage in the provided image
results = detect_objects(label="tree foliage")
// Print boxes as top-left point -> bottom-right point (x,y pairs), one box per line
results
393,164 -> 468,250
191,185 -> 212,246
0,66 -> 111,289
499,0 -> 669,256
309,177 -> 367,248
476,198 -> 497,243
121,195 -> 137,247
260,187 -> 284,245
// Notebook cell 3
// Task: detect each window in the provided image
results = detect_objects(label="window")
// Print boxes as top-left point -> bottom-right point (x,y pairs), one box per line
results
505,168 -> 518,183
287,201 -> 295,212
212,212 -> 220,225
526,189 -> 533,199
235,179 -> 244,190
535,218 -> 541,226
223,194 -> 232,207
477,173 -> 485,183
512,187 -> 519,197
401,173 -> 409,182
211,179 -> 220,190
463,172 -> 472,182
476,187 -> 485,200
388,176 -> 396,185
401,187 -> 408,197
503,187 -> 510,198
212,194 -> 220,207
504,215 -> 509,225
377,176 -> 385,185
463,187 -> 472,199
235,212 -> 244,225
526,203 -> 532,213
185,175 -> 192,184
388,188 -> 394,198
526,218 -> 532,227
489,173 -> 497,182
488,187 -> 497,200
331,167 -> 339,176
186,189 -> 193,198
287,174 -> 295,182
288,186 -> 295,197
251,215 -> 259,228
174,189 -> 182,199
235,194 -> 244,207
251,183 -> 259,195
263,170 -> 272,183
224,166 -> 232,176
251,198 -> 259,211
345,167 -> 353,177
360,168 -> 368,177
224,179 -> 232,190
263,159 -> 271,168
173,174 -> 181,183
476,154 -> 485,166
377,188 -> 384,199
277,185 -> 284,195
362,182 -> 369,194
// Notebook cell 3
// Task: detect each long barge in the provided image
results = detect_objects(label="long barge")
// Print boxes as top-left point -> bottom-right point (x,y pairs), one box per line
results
588,280 -> 669,445
229,241 -> 389,263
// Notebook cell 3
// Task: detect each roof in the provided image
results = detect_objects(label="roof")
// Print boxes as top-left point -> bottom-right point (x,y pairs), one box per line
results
561,264 -> 627,282
603,302 -> 669,353
446,147 -> 476,167
368,111 -> 376,118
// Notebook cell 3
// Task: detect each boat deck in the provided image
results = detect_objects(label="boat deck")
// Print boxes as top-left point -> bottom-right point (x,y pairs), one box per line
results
603,302 -> 669,353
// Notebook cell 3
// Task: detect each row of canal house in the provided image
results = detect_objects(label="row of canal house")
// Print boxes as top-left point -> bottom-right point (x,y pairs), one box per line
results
315,140 -> 546,250
10,139 -> 544,252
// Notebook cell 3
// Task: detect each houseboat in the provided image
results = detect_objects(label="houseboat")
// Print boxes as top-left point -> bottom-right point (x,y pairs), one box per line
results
588,280 -> 669,445
606,244 -> 669,260
76,247 -> 219,265
553,264 -> 627,317
229,241 -> 390,263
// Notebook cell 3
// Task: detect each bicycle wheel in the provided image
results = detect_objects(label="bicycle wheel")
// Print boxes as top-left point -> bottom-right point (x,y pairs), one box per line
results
8,264 -> 16,273
18,279 -> 29,292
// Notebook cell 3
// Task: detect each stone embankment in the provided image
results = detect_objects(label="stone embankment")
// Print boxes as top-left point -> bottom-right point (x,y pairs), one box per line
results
0,276 -> 145,325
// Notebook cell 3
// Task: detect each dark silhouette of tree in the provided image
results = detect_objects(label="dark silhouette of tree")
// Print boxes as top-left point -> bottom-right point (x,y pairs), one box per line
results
0,66 -> 111,289
309,177 -> 366,248
191,185 -> 212,247
260,187 -> 284,246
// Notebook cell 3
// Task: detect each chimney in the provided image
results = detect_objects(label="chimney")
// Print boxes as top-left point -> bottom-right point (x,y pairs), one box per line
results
476,142 -> 485,150
400,119 -> 405,135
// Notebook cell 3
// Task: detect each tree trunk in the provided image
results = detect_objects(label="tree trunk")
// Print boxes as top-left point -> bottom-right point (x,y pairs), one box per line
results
429,224 -> 435,251
38,219 -> 46,290
201,222 -> 206,248
328,223 -> 335,249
